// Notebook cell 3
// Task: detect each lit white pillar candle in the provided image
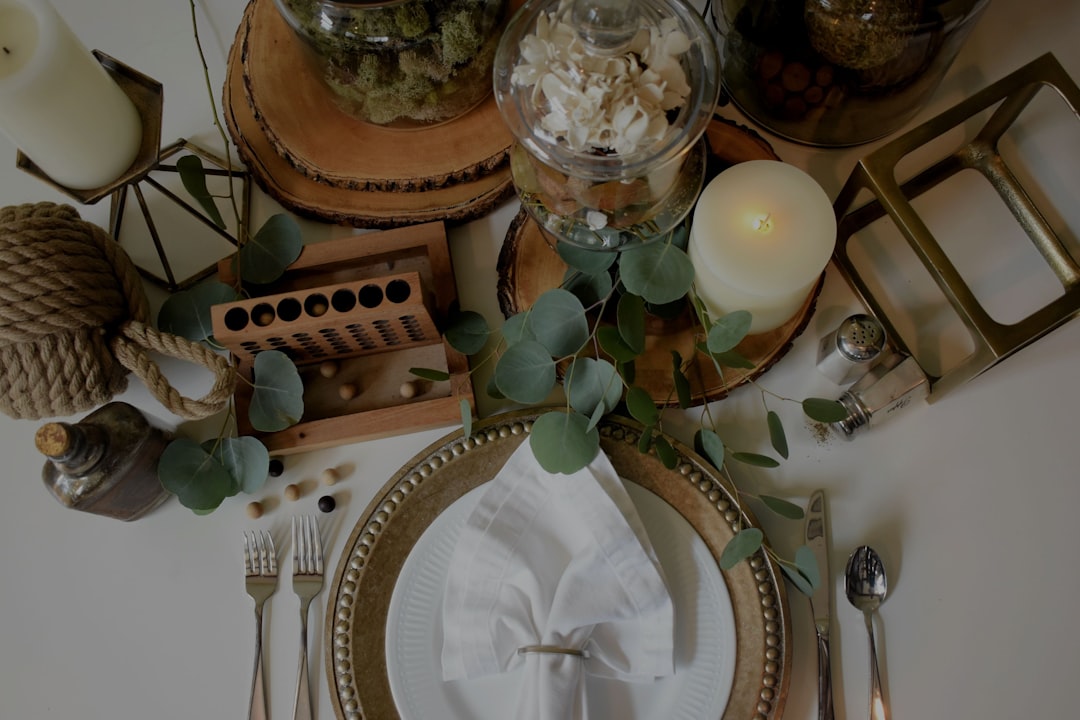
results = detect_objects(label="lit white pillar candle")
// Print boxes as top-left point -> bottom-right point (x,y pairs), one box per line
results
688,160 -> 836,334
0,0 -> 142,190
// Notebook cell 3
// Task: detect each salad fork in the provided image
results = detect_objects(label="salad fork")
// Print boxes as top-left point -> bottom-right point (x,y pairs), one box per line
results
291,516 -> 324,720
243,531 -> 278,720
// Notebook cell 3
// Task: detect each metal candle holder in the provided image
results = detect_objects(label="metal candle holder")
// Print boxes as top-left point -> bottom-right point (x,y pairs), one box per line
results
14,51 -> 250,292
831,53 -> 1080,400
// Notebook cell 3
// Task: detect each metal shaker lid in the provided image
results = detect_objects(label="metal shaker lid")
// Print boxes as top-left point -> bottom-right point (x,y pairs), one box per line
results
835,314 -> 886,362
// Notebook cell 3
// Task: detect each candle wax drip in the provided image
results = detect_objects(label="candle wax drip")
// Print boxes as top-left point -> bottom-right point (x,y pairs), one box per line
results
753,214 -> 773,232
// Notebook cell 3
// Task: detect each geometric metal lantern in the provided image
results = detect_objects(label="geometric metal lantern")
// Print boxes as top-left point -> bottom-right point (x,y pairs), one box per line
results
831,53 -> 1080,400
15,52 -> 247,292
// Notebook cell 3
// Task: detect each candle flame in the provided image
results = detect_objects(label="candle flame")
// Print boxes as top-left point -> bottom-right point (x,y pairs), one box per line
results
752,213 -> 773,232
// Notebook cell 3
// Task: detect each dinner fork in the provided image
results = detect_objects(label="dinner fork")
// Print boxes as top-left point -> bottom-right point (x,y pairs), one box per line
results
243,531 -> 278,720
291,516 -> 324,720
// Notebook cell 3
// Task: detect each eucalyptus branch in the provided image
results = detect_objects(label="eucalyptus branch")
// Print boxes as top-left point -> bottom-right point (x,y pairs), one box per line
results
187,0 -> 241,230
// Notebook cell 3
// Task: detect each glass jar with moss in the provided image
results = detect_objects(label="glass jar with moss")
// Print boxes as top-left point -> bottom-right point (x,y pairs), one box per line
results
274,0 -> 509,128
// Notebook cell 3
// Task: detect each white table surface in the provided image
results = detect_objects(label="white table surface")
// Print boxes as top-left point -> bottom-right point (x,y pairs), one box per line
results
1,1 -> 1078,719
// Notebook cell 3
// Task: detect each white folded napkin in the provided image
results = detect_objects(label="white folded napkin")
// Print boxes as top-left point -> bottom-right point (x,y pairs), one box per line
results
441,439 -> 675,720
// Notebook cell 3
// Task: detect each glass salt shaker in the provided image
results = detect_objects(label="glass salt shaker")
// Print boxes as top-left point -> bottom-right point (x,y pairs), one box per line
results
36,402 -> 173,521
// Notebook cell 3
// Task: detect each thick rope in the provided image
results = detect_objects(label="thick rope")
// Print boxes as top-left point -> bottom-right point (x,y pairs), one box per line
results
0,202 -> 235,421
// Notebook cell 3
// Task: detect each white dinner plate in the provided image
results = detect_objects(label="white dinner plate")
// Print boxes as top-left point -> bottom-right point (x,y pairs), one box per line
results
385,480 -> 737,720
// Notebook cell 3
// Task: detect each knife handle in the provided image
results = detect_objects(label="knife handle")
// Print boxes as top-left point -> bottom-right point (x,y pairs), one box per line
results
816,630 -> 835,720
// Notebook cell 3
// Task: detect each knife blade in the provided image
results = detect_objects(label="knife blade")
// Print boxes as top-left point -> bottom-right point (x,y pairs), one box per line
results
806,489 -> 834,720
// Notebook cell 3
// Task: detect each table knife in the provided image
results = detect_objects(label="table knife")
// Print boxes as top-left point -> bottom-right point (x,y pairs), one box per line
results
806,489 -> 834,720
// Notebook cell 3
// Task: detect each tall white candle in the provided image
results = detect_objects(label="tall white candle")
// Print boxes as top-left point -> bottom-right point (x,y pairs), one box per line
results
0,0 -> 142,190
688,160 -> 836,334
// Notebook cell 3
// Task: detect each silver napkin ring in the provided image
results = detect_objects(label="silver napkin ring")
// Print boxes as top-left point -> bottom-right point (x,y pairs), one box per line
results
517,645 -> 590,659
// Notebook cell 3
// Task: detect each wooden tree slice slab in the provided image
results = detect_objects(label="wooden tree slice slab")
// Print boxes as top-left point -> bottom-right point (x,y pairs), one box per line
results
239,0 -> 512,193
225,3 -> 514,228
496,118 -> 823,406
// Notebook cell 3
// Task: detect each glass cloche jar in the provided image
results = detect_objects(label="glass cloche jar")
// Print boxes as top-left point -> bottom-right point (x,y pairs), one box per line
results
494,0 -> 720,249
274,0 -> 509,128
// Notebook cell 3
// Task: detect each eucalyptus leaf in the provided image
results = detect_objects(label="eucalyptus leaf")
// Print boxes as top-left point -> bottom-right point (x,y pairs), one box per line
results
672,351 -> 692,409
586,401 -> 605,432
617,293 -> 646,354
638,425 -> 654,454
618,359 -> 636,384
710,349 -> 757,370
625,385 -> 659,426
249,350 -> 304,432
176,155 -> 226,229
446,309 -> 490,355
795,544 -> 821,589
767,410 -> 789,459
203,436 -> 269,495
529,289 -> 589,357
157,280 -> 238,342
803,397 -> 850,423
699,428 -> 726,470
158,437 -> 234,511
706,311 -> 753,354
563,268 -> 612,307
719,527 -> 763,570
597,326 -> 637,363
557,241 -> 618,275
566,357 -> 622,417
654,435 -> 677,469
731,451 -> 780,468
460,398 -> 473,439
529,410 -> 599,473
486,373 -> 505,400
238,213 -> 303,285
501,312 -> 535,346
760,494 -> 805,520
618,242 -> 694,305
410,367 -> 450,382
493,340 -> 556,404
780,562 -> 816,596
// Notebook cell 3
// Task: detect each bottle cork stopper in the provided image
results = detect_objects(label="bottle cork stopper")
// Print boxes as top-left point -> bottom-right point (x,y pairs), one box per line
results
35,423 -> 73,457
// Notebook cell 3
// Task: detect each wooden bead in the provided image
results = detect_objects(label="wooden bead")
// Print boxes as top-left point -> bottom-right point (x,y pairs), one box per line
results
399,380 -> 417,399
284,483 -> 301,501
246,501 -> 264,519
338,382 -> 358,401
319,360 -> 339,378
321,467 -> 340,486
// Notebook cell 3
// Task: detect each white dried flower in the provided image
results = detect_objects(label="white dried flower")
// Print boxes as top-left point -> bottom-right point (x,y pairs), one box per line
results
586,210 -> 609,230
512,0 -> 694,156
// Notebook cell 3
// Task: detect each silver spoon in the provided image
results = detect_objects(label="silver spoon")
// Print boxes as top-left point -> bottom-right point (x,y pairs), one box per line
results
845,545 -> 889,720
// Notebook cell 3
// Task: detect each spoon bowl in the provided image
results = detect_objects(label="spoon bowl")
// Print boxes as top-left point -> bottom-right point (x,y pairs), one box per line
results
845,545 -> 889,720
845,545 -> 888,612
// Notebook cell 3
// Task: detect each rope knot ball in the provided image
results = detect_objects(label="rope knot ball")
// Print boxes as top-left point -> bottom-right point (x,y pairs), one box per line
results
0,202 -> 234,421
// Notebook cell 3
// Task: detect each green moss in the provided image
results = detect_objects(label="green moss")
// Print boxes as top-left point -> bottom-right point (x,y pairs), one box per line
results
394,3 -> 432,39
441,10 -> 484,67
281,0 -> 506,125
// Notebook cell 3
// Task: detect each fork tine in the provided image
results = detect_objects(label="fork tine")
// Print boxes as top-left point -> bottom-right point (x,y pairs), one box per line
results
243,532 -> 253,575
292,515 -> 300,573
263,531 -> 277,575
312,517 -> 323,575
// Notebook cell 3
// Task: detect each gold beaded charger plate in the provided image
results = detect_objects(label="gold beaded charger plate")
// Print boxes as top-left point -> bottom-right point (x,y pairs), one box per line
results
225,0 -> 513,228
324,411 -> 791,720
496,117 -> 822,406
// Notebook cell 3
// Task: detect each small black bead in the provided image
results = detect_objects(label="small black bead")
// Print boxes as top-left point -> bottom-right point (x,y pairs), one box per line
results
318,495 -> 336,513
268,458 -> 284,477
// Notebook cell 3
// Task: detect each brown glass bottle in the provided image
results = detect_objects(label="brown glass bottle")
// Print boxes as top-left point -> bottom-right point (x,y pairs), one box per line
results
36,402 -> 172,521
